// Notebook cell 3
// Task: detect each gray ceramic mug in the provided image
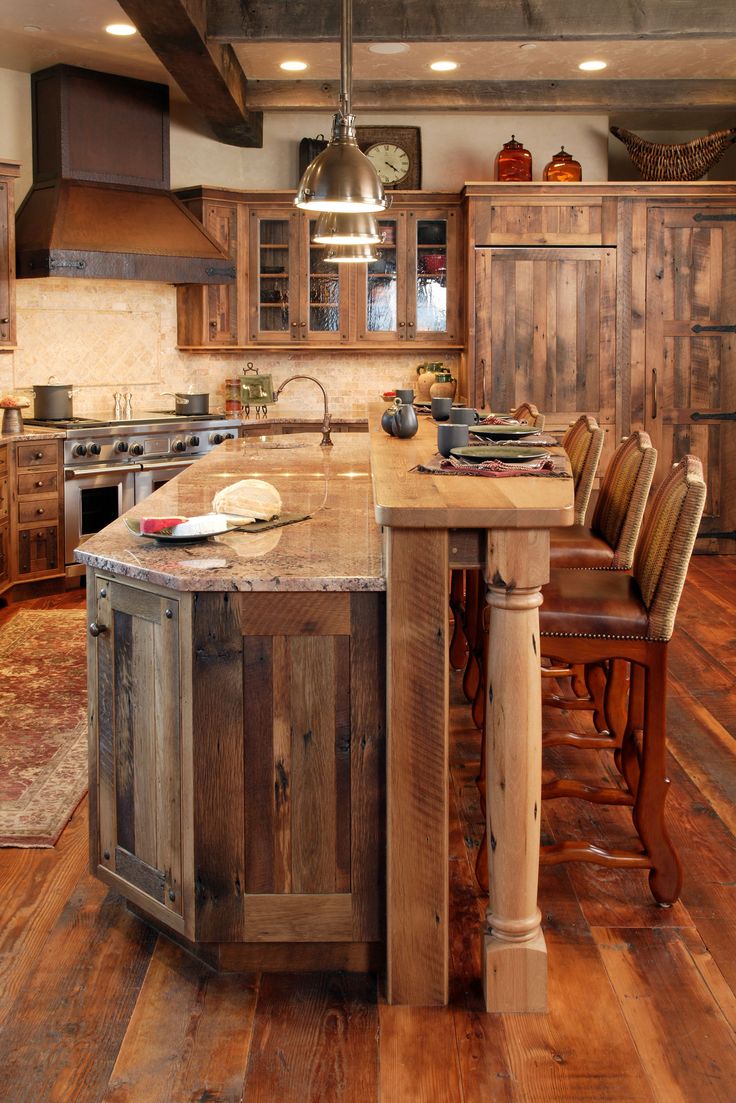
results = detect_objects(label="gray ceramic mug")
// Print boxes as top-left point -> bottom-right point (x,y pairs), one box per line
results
449,406 -> 480,426
395,387 -> 415,405
437,423 -> 469,457
431,396 -> 452,421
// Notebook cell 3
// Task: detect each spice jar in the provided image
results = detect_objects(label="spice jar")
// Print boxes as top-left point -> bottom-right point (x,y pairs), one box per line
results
225,377 -> 243,418
495,135 -> 532,182
543,146 -> 582,182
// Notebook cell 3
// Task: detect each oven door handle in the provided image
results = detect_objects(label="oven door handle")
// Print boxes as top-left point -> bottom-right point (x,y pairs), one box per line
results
65,464 -> 143,479
137,459 -> 194,471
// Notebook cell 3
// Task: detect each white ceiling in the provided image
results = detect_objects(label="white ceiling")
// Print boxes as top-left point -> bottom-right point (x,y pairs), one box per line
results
1,0 -> 735,91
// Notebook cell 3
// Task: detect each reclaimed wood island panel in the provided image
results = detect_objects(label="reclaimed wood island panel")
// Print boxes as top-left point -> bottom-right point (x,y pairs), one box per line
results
76,433 -> 386,972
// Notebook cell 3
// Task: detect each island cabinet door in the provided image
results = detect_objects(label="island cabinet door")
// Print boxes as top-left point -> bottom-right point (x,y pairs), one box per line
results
88,574 -> 192,938
191,591 -> 385,947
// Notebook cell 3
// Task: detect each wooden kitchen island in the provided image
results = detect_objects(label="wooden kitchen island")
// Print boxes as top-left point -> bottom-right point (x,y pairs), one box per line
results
78,416 -> 574,1011
78,432 -> 386,973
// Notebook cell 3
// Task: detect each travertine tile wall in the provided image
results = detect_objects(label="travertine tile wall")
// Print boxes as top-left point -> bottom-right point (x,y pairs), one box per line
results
0,279 -> 461,420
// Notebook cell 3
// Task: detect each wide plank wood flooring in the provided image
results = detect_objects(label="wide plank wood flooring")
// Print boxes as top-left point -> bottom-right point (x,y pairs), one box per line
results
0,559 -> 735,1102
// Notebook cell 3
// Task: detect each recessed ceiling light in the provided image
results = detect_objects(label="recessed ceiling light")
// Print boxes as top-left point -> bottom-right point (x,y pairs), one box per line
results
368,42 -> 410,55
105,23 -> 136,36
23,25 -> 42,33
280,60 -> 308,72
579,59 -> 607,71
430,60 -> 458,72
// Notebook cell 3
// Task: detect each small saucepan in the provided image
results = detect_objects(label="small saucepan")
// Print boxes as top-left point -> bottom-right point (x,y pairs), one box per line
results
160,391 -> 210,415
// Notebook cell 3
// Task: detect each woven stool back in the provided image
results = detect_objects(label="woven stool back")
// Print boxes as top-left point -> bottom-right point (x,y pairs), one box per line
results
562,415 -> 605,524
591,431 -> 657,568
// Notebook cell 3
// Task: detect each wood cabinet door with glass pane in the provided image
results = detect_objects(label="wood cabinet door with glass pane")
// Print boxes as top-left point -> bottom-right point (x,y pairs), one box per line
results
475,245 -> 617,465
299,214 -> 351,344
355,212 -> 406,344
645,205 -> 736,553
247,208 -> 301,344
409,208 -> 461,345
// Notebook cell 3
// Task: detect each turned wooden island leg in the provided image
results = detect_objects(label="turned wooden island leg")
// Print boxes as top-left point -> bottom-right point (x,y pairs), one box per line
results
483,529 -> 549,1012
385,527 -> 449,1005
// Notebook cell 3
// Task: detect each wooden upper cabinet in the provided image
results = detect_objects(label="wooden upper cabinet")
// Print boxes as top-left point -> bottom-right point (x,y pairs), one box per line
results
175,188 -> 463,349
472,197 -> 616,247
474,244 -> 617,463
645,204 -> 736,552
176,197 -> 240,347
0,161 -> 20,349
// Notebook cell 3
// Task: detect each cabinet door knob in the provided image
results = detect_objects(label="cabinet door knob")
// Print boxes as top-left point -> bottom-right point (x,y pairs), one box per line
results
0,318 -> 9,325
88,622 -> 106,637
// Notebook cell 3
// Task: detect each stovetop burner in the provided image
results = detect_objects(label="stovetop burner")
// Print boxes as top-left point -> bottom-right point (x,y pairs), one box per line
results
25,417 -> 108,428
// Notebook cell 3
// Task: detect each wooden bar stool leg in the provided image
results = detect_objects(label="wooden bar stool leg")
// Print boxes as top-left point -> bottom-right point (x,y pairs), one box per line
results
618,662 -> 644,800
449,569 -> 468,670
636,646 -> 682,906
471,603 -> 490,730
462,569 -> 481,702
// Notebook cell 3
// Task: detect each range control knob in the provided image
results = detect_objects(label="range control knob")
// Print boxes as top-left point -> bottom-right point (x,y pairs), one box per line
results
187,435 -> 200,448
87,442 -> 102,456
224,432 -> 235,441
172,439 -> 187,453
210,432 -> 225,445
129,442 -> 144,457
113,440 -> 128,454
71,443 -> 87,458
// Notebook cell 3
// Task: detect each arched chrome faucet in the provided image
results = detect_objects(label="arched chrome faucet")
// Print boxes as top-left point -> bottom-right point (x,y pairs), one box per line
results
274,375 -> 333,446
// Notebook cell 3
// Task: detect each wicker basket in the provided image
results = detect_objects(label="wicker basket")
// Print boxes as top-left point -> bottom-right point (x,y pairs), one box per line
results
610,125 -> 736,181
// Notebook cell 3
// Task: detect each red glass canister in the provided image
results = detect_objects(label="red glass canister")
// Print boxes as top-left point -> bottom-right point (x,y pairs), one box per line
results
495,135 -> 532,181
543,146 -> 582,182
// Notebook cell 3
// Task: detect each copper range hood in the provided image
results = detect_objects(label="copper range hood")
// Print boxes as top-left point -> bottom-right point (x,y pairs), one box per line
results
16,65 -> 235,285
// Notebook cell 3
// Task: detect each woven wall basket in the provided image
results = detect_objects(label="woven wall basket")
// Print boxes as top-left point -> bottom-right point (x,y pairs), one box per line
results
610,125 -> 736,181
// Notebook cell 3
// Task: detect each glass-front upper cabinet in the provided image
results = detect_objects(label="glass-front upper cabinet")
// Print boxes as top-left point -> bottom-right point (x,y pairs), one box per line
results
408,209 -> 461,345
355,207 -> 461,345
356,213 -> 406,343
247,209 -> 300,343
299,215 -> 350,344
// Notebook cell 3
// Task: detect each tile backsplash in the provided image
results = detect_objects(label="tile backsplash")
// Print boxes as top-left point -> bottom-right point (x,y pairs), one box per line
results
1,279 -> 461,419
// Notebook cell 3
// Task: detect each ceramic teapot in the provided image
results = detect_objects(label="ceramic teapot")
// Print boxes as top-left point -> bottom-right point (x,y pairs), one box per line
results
380,398 -> 418,438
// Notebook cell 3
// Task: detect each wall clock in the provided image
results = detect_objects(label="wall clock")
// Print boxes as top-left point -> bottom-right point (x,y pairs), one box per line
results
357,126 -> 421,190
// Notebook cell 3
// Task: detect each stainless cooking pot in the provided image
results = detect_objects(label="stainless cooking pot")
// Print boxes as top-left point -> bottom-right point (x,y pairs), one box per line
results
32,381 -> 75,420
161,391 -> 210,415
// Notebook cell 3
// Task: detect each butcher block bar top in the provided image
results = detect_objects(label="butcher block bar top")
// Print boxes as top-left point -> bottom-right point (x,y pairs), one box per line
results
75,432 -> 383,592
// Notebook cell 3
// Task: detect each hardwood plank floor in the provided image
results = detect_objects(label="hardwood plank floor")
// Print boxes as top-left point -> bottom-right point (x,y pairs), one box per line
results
0,562 -> 735,1102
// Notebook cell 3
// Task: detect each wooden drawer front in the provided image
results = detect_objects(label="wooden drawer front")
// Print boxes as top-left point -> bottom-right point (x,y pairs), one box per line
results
0,474 -> 8,521
17,524 -> 59,575
473,201 -> 606,245
0,446 -> 7,477
19,496 -> 58,524
16,441 -> 58,469
18,470 -> 58,496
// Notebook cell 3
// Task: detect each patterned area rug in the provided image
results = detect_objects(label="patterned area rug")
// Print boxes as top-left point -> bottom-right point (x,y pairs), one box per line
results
0,608 -> 88,846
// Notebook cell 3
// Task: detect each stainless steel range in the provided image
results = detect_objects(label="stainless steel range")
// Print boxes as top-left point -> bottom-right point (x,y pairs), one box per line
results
25,413 -> 238,573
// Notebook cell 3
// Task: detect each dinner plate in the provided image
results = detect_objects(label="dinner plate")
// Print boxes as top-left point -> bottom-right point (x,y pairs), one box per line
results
125,514 -> 254,543
469,424 -> 539,440
450,445 -> 550,464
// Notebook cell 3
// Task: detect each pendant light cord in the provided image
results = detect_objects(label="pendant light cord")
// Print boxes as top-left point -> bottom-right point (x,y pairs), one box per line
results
339,0 -> 352,119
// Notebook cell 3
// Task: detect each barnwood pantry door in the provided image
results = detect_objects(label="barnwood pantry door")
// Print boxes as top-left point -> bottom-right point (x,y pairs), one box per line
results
646,206 -> 736,552
88,576 -> 192,937
475,245 -> 617,466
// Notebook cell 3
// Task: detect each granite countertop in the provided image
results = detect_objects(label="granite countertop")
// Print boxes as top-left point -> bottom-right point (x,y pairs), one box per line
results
0,425 -> 66,443
75,432 -> 384,593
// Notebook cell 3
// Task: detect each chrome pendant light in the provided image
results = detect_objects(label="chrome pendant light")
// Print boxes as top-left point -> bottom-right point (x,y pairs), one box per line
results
325,242 -> 381,263
312,211 -> 383,246
295,0 -> 388,214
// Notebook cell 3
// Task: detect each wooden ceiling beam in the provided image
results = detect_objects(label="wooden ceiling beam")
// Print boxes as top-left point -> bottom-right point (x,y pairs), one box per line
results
245,79 -> 736,113
207,0 -> 736,43
117,0 -> 263,147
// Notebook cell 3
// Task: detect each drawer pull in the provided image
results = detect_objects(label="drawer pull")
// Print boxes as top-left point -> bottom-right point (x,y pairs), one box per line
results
34,451 -> 44,460
36,508 -> 45,515
88,622 -> 106,637
36,480 -> 44,487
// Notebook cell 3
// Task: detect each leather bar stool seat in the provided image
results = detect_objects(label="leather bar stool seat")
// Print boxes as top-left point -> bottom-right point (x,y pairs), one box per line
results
548,525 -> 616,569
541,570 -> 650,639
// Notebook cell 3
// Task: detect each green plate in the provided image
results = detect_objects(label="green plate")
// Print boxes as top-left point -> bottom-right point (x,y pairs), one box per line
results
450,445 -> 550,464
470,424 -> 539,440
